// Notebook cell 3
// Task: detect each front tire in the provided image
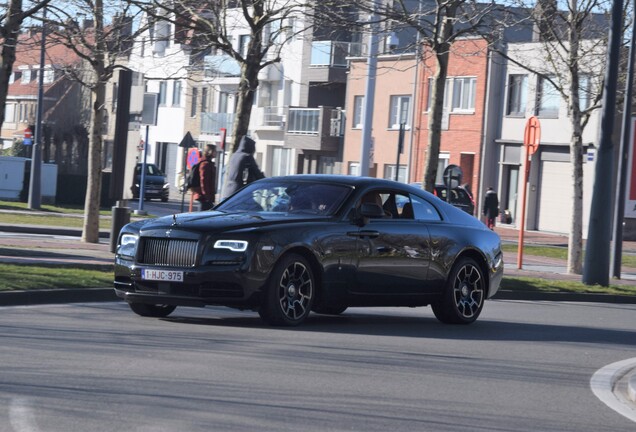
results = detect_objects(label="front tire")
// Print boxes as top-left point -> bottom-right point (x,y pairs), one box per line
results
129,303 -> 176,318
259,254 -> 315,326
431,257 -> 485,324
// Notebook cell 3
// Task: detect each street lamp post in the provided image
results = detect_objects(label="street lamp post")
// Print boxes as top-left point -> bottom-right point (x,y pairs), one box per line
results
28,6 -> 47,210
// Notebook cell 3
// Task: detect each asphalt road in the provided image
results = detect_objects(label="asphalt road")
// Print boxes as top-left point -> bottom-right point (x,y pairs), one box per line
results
1,300 -> 635,432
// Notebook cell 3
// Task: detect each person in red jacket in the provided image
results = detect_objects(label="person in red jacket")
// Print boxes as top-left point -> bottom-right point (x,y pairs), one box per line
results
192,144 -> 217,210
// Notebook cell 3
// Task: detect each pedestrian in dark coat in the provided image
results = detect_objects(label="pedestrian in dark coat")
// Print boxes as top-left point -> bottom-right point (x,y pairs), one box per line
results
192,144 -> 217,211
483,187 -> 499,230
222,136 -> 264,198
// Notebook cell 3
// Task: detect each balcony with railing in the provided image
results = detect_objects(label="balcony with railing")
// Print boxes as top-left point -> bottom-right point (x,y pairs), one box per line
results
285,106 -> 343,152
201,112 -> 235,135
307,41 -> 364,83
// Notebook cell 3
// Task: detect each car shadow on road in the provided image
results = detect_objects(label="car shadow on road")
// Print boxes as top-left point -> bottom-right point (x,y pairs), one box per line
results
160,305 -> 636,348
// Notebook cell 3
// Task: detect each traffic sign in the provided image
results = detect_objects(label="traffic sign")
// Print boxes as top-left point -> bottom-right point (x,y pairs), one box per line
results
187,147 -> 201,169
524,116 -> 541,156
23,128 -> 33,146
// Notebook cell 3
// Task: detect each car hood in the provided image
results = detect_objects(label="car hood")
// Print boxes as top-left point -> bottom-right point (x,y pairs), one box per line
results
137,211 -> 328,235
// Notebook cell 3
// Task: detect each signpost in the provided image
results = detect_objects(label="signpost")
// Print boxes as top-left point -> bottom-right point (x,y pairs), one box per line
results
135,93 -> 158,216
518,116 -> 541,269
23,128 -> 33,146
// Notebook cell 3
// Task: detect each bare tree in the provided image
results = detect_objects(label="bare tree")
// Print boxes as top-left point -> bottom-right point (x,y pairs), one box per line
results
320,0 -> 502,191
131,0 -> 308,154
494,0 -> 613,274
44,0 -> 145,243
0,0 -> 51,132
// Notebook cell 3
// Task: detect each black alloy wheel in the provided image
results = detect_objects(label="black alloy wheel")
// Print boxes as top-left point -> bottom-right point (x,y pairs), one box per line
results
431,257 -> 485,324
259,253 -> 315,326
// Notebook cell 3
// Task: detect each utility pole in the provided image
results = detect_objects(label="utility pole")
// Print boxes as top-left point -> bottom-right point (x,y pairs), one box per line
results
583,0 -> 623,286
28,6 -> 47,210
359,0 -> 380,177
610,0 -> 636,279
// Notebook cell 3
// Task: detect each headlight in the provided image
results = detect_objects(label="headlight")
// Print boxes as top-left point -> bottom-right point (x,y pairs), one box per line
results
214,240 -> 248,252
163,183 -> 170,189
117,233 -> 139,259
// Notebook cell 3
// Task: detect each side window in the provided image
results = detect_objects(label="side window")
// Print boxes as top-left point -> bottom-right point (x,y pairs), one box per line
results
410,195 -> 441,221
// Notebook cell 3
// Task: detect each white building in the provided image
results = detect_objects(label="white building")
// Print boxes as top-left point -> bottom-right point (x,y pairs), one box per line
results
496,40 -> 605,235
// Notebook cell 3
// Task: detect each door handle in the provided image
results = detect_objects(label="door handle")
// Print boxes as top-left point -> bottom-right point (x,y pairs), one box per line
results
347,231 -> 380,238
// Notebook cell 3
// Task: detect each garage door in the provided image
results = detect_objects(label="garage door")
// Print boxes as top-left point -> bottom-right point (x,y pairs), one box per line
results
537,160 -> 572,233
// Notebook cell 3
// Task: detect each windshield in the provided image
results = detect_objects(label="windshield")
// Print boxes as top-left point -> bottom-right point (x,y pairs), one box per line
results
217,180 -> 352,216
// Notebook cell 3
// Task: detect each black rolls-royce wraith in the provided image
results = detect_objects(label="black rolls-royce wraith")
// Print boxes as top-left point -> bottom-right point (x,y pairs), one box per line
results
114,175 -> 503,326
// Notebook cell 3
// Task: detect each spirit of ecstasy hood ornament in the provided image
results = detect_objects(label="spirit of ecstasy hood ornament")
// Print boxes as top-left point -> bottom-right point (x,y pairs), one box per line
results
172,214 -> 178,226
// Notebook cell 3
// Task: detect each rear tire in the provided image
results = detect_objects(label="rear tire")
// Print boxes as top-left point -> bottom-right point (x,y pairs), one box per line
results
259,253 -> 315,326
129,303 -> 176,318
431,257 -> 485,324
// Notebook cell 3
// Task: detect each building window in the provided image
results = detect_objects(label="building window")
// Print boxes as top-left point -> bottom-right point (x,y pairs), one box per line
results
219,92 -> 229,113
320,157 -> 336,174
389,95 -> 411,129
536,75 -> 560,117
43,67 -> 54,84
239,35 -> 251,57
435,153 -> 450,184
451,77 -> 476,112
353,96 -> 364,128
4,104 -> 15,123
384,164 -> 407,183
507,74 -> 527,116
201,87 -> 208,112
271,147 -> 291,176
158,81 -> 167,105
21,69 -> 31,85
172,80 -> 182,107
579,74 -> 591,111
348,162 -> 360,176
191,87 -> 198,117
426,78 -> 452,111
112,83 -> 118,112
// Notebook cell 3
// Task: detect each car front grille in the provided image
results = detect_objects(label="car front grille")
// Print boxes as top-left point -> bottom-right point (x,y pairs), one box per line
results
139,238 -> 198,267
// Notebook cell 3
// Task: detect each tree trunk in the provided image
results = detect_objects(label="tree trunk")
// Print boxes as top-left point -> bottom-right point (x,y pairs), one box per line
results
423,50 -> 450,192
229,61 -> 259,153
0,0 -> 23,132
81,83 -> 105,243
566,2 -> 583,274
422,5 -> 456,192
81,0 -> 106,243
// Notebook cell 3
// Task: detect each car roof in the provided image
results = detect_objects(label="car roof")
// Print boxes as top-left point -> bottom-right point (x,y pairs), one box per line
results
265,175 -> 411,189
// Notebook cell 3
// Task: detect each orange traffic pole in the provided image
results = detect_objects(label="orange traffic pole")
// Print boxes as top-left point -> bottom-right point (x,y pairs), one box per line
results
517,147 -> 530,269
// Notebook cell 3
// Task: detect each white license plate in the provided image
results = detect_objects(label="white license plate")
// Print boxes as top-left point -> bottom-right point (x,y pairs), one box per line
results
141,269 -> 184,282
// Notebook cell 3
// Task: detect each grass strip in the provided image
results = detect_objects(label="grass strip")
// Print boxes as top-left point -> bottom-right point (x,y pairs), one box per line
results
0,213 -> 113,230
501,243 -> 636,268
501,276 -> 636,296
0,263 -> 113,291
0,200 -> 111,216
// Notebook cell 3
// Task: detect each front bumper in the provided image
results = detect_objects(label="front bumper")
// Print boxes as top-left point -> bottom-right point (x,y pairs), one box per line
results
114,258 -> 266,309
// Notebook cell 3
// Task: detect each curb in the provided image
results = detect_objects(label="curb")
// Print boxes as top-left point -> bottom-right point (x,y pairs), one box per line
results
493,290 -> 636,304
0,288 -> 117,306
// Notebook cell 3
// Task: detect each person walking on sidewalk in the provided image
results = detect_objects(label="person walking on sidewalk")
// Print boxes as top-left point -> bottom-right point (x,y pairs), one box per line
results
192,144 -> 217,211
483,187 -> 499,230
222,136 -> 264,198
